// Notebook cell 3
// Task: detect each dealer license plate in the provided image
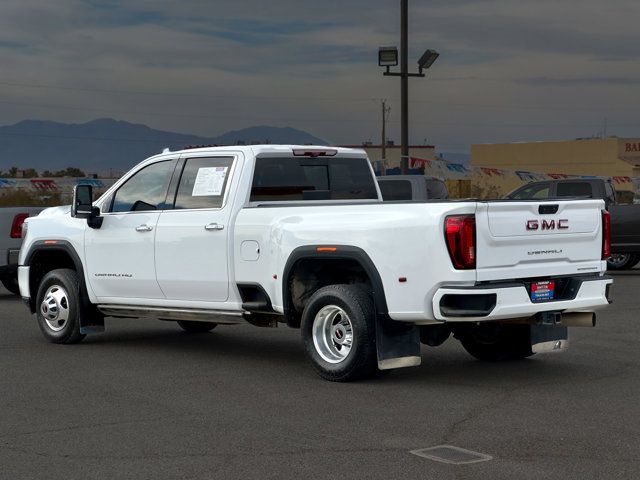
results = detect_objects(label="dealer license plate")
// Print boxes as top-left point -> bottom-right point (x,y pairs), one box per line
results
531,280 -> 555,302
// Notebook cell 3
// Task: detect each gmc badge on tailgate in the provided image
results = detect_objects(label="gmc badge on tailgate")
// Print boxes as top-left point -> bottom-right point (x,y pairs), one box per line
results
526,219 -> 569,231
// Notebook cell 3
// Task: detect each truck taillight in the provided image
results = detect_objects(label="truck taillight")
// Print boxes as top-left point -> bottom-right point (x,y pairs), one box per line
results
10,213 -> 29,239
445,214 -> 476,269
602,209 -> 611,260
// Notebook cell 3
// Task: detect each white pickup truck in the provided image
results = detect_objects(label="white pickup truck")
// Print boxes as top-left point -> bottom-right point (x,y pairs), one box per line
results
18,145 -> 613,381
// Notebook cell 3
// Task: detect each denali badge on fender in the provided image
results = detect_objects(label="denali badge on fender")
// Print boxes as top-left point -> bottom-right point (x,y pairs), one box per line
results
526,219 -> 569,231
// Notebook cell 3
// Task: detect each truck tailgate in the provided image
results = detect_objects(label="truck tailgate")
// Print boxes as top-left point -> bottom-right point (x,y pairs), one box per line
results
475,200 -> 604,281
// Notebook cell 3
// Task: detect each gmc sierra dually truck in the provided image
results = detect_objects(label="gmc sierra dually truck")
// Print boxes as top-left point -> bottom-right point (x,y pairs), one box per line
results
19,146 -> 613,381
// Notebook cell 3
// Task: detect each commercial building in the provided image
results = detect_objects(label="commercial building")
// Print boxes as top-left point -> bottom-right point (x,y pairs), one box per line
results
471,137 -> 640,195
472,138 -> 640,177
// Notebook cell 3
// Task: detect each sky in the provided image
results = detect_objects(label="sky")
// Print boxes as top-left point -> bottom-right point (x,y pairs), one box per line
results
1,0 -> 640,153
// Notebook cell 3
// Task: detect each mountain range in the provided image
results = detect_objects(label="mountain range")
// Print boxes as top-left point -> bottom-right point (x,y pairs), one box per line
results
0,119 -> 328,173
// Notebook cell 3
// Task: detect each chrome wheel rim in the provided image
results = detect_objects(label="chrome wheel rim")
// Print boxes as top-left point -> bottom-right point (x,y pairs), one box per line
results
40,284 -> 70,332
312,305 -> 354,364
608,254 -> 630,268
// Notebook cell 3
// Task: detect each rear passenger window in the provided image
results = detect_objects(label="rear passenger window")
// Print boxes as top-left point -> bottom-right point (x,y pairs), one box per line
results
378,180 -> 412,200
174,157 -> 233,209
556,182 -> 592,198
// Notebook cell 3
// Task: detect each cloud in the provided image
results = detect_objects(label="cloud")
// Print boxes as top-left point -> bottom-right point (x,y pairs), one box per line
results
1,0 -> 640,151
518,76 -> 640,86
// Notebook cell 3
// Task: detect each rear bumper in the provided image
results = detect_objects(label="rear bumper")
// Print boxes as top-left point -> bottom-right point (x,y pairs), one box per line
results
432,276 -> 613,322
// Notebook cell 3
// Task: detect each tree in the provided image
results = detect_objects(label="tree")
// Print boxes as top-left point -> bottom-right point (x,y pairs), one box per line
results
56,167 -> 86,177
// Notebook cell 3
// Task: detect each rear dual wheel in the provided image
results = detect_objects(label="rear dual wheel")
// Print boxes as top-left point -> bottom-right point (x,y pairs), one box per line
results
456,323 -> 534,362
301,284 -> 378,382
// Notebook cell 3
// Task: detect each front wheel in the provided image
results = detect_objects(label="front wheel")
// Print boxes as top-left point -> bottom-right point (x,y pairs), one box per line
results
456,323 -> 534,362
301,284 -> 377,382
35,269 -> 86,344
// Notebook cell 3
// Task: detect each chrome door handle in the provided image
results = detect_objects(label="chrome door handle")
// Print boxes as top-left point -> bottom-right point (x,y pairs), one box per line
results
204,223 -> 224,231
135,224 -> 153,232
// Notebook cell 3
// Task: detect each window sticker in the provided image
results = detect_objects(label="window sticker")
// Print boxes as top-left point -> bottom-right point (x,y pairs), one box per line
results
192,167 -> 228,196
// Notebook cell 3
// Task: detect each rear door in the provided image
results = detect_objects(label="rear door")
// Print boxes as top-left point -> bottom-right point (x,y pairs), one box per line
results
154,154 -> 237,302
475,199 -> 604,281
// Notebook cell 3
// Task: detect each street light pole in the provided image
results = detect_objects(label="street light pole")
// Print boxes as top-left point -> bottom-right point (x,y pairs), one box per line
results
400,0 -> 409,174
379,3 -> 438,175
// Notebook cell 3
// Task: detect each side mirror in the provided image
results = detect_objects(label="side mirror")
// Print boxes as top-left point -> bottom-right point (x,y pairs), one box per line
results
72,185 -> 103,229
72,184 -> 93,218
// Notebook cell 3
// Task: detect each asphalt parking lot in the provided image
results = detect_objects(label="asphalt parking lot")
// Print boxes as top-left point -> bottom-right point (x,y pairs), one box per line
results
1,273 -> 639,480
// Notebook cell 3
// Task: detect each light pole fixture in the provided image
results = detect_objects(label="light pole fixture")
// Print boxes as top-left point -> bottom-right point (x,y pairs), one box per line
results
417,49 -> 439,73
378,46 -> 398,69
378,0 -> 439,174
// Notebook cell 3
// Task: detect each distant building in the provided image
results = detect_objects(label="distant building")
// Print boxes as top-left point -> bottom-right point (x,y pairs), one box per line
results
340,142 -> 436,172
472,138 -> 640,178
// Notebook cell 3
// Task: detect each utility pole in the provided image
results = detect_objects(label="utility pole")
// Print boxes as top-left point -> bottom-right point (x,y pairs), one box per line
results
400,0 -> 409,174
381,100 -> 390,175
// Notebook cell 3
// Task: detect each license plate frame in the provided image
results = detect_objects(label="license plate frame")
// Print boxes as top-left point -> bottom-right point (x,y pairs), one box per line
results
530,280 -> 555,302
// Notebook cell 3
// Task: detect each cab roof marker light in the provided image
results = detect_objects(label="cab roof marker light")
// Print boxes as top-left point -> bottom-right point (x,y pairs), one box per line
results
292,149 -> 338,157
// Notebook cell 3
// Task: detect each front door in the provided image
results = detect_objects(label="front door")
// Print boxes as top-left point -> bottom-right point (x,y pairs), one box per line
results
155,155 -> 235,302
85,158 -> 177,300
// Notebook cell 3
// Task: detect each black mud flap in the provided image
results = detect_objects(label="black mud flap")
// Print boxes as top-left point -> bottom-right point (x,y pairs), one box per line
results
375,315 -> 422,370
79,302 -> 105,335
530,324 -> 568,354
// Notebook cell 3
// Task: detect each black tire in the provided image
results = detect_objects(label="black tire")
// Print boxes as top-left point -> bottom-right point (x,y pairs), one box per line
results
301,284 -> 378,382
607,253 -> 639,270
177,320 -> 217,333
629,255 -> 640,269
1,276 -> 21,296
456,323 -> 534,362
35,268 -> 86,344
